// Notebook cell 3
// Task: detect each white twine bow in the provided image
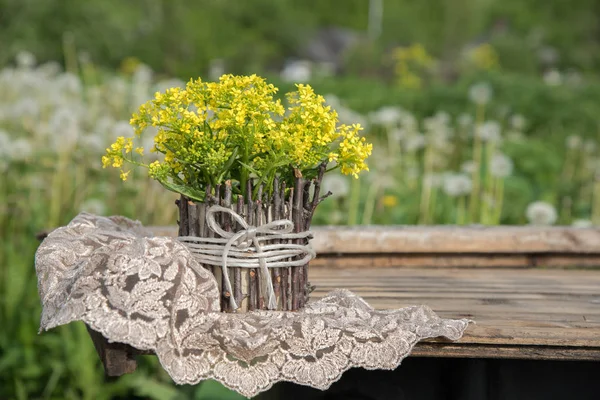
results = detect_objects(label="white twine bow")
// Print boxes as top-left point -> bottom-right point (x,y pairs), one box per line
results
178,205 -> 315,311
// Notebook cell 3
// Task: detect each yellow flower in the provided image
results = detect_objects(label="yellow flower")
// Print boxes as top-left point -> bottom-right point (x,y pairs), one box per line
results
102,74 -> 372,195
120,170 -> 130,181
383,195 -> 398,208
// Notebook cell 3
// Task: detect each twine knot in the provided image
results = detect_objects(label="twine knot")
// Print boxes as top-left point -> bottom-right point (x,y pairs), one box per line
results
179,205 -> 314,311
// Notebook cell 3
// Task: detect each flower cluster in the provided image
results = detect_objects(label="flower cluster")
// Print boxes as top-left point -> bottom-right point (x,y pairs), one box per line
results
103,74 -> 372,200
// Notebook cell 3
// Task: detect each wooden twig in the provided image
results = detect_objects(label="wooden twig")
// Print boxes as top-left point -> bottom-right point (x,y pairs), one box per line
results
292,174 -> 304,310
246,179 -> 256,311
307,162 -> 328,229
272,176 -> 281,309
222,182 -> 232,312
178,196 -> 189,236
234,194 -> 243,307
256,183 -> 264,309
281,181 -> 289,310
187,201 -> 198,237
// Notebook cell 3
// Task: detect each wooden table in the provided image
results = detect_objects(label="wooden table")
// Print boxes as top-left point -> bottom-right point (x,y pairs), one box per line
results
311,266 -> 600,361
74,225 -> 600,399
267,226 -> 600,399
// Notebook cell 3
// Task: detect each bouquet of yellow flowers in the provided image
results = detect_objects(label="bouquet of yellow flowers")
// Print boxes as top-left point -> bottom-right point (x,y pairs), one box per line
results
102,74 -> 372,312
103,74 -> 371,201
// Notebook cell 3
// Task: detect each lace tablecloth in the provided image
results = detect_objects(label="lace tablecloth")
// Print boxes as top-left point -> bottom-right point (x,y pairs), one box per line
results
35,213 -> 471,398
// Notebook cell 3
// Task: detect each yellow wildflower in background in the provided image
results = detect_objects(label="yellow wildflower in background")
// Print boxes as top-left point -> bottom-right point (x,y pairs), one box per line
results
103,74 -> 372,201
392,44 -> 435,89
383,195 -> 399,208
465,43 -> 499,71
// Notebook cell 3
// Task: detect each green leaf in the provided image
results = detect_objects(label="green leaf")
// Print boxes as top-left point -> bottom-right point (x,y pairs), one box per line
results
237,161 -> 261,177
159,179 -> 205,202
217,147 -> 239,183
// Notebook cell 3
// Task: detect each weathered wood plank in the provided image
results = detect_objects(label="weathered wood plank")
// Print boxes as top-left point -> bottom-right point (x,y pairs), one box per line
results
311,254 -> 600,269
147,225 -> 600,254
309,267 -> 600,359
411,343 -> 600,361
39,225 -> 600,268
86,326 -> 138,376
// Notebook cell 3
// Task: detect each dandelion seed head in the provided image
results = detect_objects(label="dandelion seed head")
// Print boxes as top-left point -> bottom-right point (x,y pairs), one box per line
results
543,69 -> 562,86
369,106 -> 403,126
424,173 -> 444,189
133,64 -> 153,84
510,114 -> 526,131
490,153 -> 514,178
280,60 -> 312,83
11,138 -> 34,161
477,121 -> 502,143
526,201 -> 557,226
469,82 -> 492,105
458,113 -> 473,127
461,160 -> 476,175
56,72 -> 82,96
12,97 -> 40,118
37,61 -> 62,77
565,135 -> 582,150
16,51 -> 36,69
442,173 -> 472,197
404,134 -> 426,152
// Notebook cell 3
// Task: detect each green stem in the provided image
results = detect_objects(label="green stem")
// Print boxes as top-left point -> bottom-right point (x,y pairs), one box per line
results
592,180 -> 600,225
240,153 -> 249,199
419,144 -> 434,224
362,180 -> 380,225
457,195 -> 466,225
347,178 -> 361,225
469,104 -> 485,223
493,177 -> 505,225
481,140 -> 496,224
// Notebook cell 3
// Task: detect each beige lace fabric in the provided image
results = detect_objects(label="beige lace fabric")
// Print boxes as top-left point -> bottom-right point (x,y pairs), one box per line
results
36,213 -> 471,398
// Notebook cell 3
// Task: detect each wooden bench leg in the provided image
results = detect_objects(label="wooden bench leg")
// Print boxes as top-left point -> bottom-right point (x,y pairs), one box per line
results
85,325 -> 139,376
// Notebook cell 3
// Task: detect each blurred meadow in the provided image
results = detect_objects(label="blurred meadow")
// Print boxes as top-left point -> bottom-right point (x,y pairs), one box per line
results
2,0 -> 600,398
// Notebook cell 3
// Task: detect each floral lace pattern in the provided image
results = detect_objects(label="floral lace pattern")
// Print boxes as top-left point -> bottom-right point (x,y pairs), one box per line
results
36,213 -> 471,398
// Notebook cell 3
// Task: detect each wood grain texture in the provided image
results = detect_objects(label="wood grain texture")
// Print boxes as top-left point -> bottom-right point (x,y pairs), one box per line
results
310,254 -> 600,269
86,326 -> 139,376
147,225 -> 600,254
309,267 -> 600,360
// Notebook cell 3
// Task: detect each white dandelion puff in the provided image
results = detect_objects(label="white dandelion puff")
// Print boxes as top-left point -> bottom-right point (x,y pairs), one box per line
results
404,134 -> 426,152
458,113 -> 473,127
543,69 -> 562,86
565,135 -> 582,150
369,106 -> 403,126
461,160 -> 476,175
468,82 -> 492,105
442,173 -> 472,197
11,138 -> 34,161
489,153 -> 514,178
476,121 -> 502,143
510,114 -> 526,131
16,51 -> 36,68
526,201 -> 557,226
280,60 -> 312,83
